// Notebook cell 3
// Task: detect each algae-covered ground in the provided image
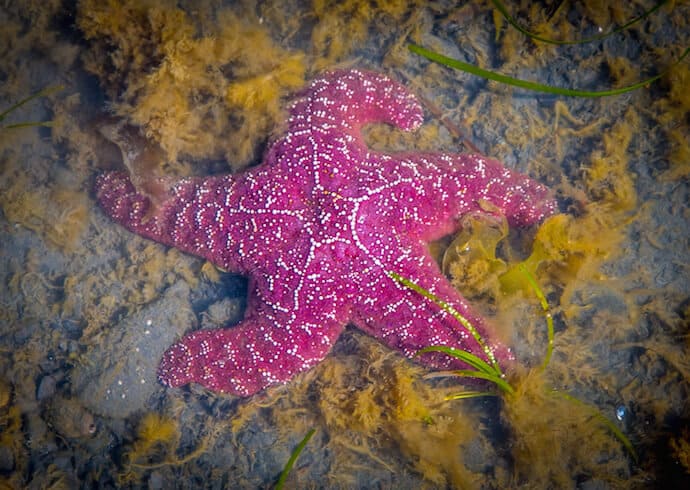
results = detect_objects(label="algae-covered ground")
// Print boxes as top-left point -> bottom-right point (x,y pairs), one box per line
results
1,0 -> 688,488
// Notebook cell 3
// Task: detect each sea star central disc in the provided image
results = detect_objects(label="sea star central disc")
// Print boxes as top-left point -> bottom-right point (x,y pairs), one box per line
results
96,69 -> 557,396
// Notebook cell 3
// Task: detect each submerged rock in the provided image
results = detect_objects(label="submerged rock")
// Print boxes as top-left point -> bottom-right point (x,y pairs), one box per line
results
45,395 -> 96,440
70,280 -> 194,419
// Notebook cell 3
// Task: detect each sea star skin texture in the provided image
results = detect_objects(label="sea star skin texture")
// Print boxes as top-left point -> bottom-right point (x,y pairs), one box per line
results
96,69 -> 557,396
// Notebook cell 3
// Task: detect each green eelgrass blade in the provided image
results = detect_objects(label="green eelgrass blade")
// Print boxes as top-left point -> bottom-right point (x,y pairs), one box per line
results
418,347 -> 514,394
445,390 -> 497,401
388,271 -> 501,373
2,121 -> 54,130
417,345 -> 498,377
408,43 -> 690,97
518,264 -> 554,370
449,369 -> 514,394
491,0 -> 669,46
553,390 -> 637,462
275,428 -> 316,490
0,85 -> 63,123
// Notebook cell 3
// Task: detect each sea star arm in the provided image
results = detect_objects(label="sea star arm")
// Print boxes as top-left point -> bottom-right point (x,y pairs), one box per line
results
95,171 -> 243,271
157,312 -> 343,396
362,152 -> 557,242
288,69 -> 424,133
158,274 -> 348,396
351,241 -> 513,369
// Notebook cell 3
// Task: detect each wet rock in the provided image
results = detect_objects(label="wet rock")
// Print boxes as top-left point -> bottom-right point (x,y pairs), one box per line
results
26,412 -> 54,453
147,470 -> 164,490
27,462 -> 79,490
36,374 -> 57,401
45,395 -> 96,439
0,445 -> 14,472
70,280 -> 194,419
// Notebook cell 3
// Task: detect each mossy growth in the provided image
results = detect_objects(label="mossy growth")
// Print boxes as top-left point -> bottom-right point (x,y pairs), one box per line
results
75,0 -> 431,186
77,0 -> 306,173
128,412 -> 179,462
443,213 -> 509,301
394,262 -> 637,486
310,0 -> 423,69
119,411 -> 211,484
670,429 -> 690,476
229,333 -> 491,487
0,148 -> 89,253
0,379 -> 28,487
446,108 -> 640,315
653,59 -> 690,179
429,111 -> 655,484
503,368 -> 631,487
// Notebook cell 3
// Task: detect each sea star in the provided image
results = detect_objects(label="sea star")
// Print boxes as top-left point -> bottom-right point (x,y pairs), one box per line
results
96,69 -> 557,396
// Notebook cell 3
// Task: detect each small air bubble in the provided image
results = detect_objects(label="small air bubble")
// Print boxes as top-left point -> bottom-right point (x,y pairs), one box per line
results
615,405 -> 626,421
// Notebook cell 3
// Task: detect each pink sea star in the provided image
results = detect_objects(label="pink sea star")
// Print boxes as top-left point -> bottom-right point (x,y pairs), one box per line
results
95,69 -> 557,396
